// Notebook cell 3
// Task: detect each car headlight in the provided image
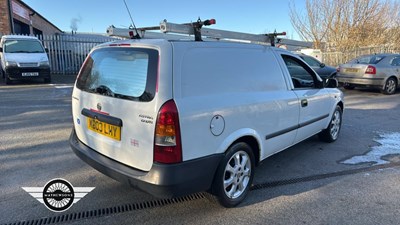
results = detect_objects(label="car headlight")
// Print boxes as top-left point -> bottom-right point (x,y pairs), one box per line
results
40,61 -> 50,66
5,61 -> 17,67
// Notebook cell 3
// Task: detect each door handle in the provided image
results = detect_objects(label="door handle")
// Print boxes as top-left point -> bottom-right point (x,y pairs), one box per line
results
301,99 -> 308,107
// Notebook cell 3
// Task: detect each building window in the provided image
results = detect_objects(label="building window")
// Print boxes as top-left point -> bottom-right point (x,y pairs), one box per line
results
13,19 -> 29,35
33,27 -> 43,36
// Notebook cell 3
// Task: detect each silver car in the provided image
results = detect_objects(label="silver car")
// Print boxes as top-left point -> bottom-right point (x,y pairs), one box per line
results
337,53 -> 400,95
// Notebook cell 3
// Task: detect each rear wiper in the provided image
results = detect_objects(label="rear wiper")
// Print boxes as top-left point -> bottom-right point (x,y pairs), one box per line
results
88,85 -> 139,100
89,85 -> 115,97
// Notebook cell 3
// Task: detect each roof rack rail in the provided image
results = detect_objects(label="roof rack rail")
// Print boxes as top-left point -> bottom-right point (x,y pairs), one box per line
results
106,18 -> 307,47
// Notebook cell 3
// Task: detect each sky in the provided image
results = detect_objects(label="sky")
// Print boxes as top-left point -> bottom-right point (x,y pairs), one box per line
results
22,0 -> 304,40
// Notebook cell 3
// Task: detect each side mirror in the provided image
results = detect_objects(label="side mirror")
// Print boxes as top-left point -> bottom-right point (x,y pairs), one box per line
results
45,48 -> 49,53
320,63 -> 325,68
325,78 -> 339,88
0,47 -> 3,52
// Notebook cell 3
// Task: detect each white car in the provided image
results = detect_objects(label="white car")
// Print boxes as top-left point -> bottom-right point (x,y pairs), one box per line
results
70,39 -> 344,207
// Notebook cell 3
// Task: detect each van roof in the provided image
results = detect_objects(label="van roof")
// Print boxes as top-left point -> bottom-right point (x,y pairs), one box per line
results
96,38 -> 277,51
1,35 -> 39,41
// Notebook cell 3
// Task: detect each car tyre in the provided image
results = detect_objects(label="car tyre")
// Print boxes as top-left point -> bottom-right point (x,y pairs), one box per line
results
319,105 -> 342,143
343,83 -> 355,90
4,72 -> 11,85
382,77 -> 397,95
210,142 -> 255,207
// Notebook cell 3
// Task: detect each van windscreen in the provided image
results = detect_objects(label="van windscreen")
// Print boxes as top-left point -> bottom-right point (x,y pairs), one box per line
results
4,40 -> 45,53
76,48 -> 158,102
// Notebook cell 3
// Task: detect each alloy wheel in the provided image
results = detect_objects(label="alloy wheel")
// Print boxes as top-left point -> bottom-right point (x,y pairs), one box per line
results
223,150 -> 251,199
330,110 -> 341,140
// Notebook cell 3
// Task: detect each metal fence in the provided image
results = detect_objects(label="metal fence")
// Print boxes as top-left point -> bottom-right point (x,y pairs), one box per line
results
38,34 -> 120,74
322,46 -> 400,66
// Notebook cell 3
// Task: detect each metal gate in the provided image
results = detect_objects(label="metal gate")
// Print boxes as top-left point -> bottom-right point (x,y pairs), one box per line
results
38,34 -> 120,74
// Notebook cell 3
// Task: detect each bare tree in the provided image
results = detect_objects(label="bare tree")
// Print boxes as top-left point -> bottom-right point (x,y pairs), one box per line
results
289,0 -> 400,51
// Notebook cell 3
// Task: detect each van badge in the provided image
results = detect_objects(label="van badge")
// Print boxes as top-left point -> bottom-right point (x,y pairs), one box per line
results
97,103 -> 102,111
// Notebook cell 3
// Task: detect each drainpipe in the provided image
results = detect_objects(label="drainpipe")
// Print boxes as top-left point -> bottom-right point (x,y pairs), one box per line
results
7,0 -> 14,34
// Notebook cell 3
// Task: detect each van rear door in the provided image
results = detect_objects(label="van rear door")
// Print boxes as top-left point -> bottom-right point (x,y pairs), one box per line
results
72,46 -> 162,171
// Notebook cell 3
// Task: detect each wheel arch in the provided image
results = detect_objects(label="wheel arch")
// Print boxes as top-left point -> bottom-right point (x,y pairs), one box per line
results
217,129 -> 262,167
382,76 -> 398,94
383,75 -> 399,84
389,75 -> 399,86
337,101 -> 344,111
231,136 -> 261,167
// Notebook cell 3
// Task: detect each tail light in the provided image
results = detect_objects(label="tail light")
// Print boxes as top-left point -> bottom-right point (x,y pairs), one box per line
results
365,65 -> 376,75
154,100 -> 182,164
336,67 -> 340,73
204,19 -> 216,26
129,31 -> 135,38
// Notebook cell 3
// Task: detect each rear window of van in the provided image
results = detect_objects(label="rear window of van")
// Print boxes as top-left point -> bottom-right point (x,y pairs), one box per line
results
76,48 -> 158,102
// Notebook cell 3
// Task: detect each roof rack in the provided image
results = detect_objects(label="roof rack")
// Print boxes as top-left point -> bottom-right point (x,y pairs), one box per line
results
106,18 -> 311,48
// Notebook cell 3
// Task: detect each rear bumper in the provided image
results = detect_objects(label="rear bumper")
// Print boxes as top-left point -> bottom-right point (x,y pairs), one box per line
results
5,66 -> 50,80
337,75 -> 384,87
69,129 -> 223,198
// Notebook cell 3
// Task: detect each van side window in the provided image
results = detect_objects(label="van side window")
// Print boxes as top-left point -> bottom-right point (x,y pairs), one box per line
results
281,55 -> 318,89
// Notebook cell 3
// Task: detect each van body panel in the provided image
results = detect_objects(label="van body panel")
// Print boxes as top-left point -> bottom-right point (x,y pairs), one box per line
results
292,88 -> 332,142
171,42 -> 300,161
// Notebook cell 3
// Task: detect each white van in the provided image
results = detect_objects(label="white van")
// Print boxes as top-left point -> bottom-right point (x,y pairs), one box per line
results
0,35 -> 51,84
69,39 -> 343,207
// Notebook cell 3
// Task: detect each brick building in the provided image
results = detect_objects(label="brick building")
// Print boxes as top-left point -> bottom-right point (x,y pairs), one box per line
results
0,0 -> 62,36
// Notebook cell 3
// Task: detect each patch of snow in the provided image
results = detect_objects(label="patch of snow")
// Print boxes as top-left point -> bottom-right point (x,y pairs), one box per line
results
341,132 -> 400,165
54,85 -> 73,89
47,84 -> 73,88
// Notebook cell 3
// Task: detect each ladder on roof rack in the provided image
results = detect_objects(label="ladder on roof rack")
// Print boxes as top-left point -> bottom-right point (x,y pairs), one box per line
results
106,18 -> 287,46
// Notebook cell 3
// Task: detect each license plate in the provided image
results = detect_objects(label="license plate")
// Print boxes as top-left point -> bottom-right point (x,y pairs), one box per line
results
345,68 -> 358,73
22,72 -> 39,76
87,117 -> 121,141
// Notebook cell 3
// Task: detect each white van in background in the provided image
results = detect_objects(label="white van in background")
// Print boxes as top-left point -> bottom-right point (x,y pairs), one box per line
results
0,35 -> 51,84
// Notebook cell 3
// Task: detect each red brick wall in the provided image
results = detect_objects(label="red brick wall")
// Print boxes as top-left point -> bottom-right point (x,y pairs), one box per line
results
0,0 -> 12,35
30,14 -> 61,35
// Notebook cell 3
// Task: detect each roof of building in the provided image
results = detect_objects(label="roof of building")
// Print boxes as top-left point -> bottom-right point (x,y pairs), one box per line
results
18,0 -> 63,33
